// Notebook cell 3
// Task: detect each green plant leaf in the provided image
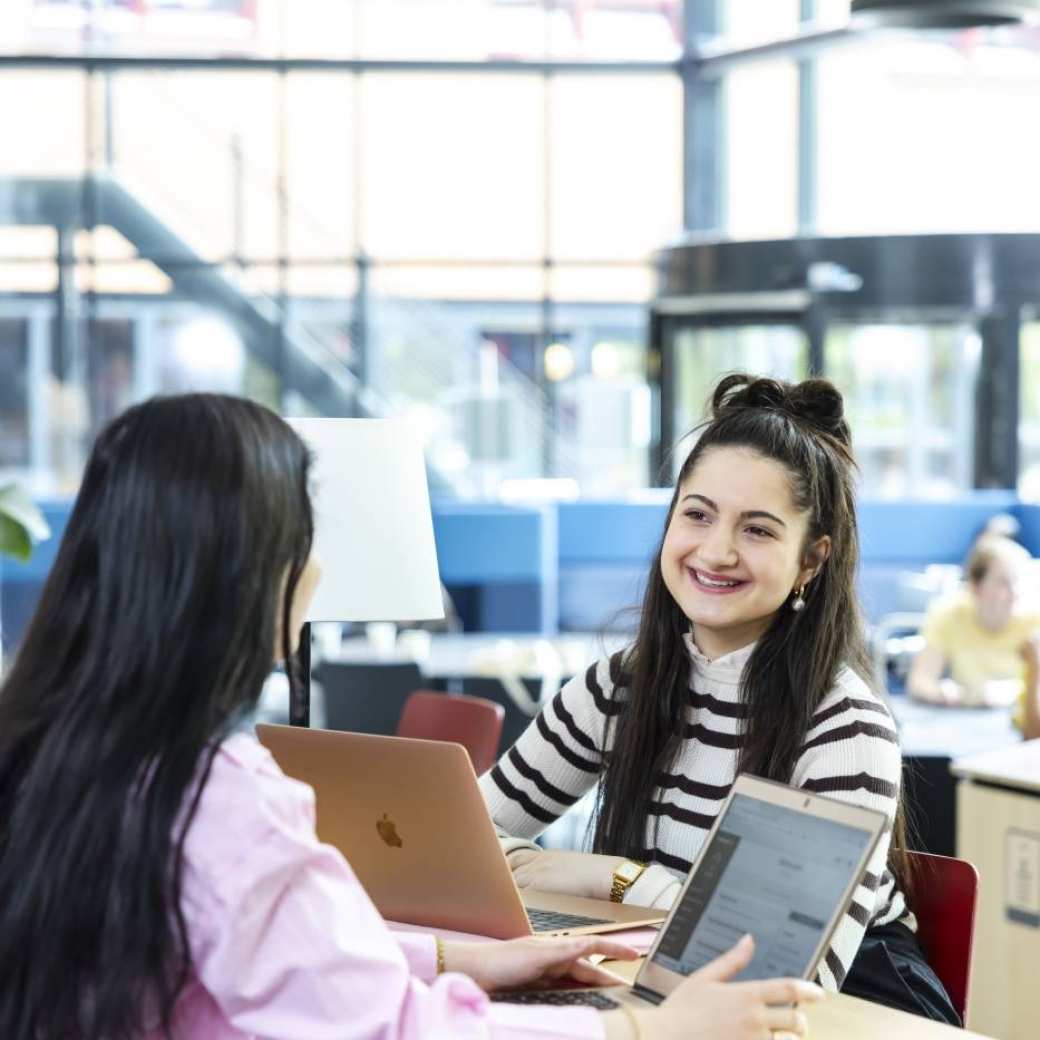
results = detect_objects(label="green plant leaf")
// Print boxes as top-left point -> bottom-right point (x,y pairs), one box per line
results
0,513 -> 32,562
0,483 -> 50,563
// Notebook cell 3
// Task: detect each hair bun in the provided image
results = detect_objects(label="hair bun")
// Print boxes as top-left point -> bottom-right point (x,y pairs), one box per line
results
711,373 -> 851,445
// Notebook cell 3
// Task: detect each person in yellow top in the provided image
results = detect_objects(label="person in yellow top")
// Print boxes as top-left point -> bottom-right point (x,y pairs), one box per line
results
908,534 -> 1040,726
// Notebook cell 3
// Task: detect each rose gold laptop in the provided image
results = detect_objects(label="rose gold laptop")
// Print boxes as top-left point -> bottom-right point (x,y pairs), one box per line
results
485,774 -> 888,1009
255,724 -> 666,939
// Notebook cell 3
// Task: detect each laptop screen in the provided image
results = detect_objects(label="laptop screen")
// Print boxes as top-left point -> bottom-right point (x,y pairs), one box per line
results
651,792 -> 874,981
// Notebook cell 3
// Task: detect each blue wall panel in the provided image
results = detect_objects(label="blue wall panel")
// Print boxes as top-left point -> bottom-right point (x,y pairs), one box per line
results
557,498 -> 669,565
4,493 -> 1036,648
858,493 -> 1019,564
431,502 -> 557,632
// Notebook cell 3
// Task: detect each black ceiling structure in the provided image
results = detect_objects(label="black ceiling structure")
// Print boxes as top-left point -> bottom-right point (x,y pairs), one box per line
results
652,233 -> 1040,489
851,0 -> 1040,29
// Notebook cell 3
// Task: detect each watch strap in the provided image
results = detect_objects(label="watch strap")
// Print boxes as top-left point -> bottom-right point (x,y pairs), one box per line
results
609,860 -> 647,903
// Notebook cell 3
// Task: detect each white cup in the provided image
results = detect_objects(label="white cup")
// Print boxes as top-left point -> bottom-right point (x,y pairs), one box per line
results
397,628 -> 432,663
365,621 -> 398,658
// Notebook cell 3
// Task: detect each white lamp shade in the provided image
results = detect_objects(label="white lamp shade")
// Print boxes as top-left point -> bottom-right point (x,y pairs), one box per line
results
287,418 -> 444,624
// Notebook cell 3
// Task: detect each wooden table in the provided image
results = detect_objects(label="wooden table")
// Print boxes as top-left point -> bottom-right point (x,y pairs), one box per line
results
604,956 -> 996,1039
953,739 -> 1040,1040
804,993 -> 994,1039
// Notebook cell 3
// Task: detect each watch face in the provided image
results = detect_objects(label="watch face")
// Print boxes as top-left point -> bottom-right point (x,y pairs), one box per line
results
618,862 -> 642,882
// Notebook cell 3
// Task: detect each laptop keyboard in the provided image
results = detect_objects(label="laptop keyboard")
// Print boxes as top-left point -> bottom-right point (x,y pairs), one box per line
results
525,907 -> 614,932
490,990 -> 621,1009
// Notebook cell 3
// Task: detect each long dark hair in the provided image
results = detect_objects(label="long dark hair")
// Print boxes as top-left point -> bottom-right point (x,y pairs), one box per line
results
594,374 -> 909,883
0,394 -> 313,1040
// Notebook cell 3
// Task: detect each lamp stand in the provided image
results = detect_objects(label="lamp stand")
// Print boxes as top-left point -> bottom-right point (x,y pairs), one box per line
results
290,621 -> 311,727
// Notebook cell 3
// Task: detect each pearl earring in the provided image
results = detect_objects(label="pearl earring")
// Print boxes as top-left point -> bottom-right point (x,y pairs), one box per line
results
791,585 -> 807,613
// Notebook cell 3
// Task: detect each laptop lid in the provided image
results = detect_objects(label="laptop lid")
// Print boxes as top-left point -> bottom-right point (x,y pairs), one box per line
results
256,724 -> 666,938
255,724 -> 535,938
635,773 -> 887,1000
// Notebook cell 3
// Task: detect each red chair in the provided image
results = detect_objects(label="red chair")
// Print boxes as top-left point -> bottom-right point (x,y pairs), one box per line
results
396,690 -> 505,776
906,850 -> 979,1022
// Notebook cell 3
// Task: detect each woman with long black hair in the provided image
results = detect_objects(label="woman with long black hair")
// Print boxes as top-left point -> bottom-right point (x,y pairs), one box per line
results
0,393 -> 818,1040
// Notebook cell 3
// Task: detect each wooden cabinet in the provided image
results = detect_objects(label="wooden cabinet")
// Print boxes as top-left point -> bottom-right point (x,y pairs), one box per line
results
954,741 -> 1040,1040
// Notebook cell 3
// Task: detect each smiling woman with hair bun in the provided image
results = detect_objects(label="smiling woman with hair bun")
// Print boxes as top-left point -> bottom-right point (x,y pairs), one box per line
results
483,372 -> 961,1025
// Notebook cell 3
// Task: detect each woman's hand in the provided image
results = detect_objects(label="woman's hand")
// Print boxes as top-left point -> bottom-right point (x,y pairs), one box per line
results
612,935 -> 823,1040
506,848 -> 626,901
442,935 -> 638,992
907,645 -> 963,705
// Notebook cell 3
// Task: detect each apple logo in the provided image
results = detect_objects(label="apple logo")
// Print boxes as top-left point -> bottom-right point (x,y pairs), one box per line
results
376,812 -> 403,848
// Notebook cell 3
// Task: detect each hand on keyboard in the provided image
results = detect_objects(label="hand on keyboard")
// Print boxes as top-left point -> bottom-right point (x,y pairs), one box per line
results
439,934 -> 638,993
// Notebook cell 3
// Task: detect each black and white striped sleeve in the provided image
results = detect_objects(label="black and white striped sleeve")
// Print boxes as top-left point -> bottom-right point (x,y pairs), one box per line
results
791,670 -> 904,992
478,654 -> 622,840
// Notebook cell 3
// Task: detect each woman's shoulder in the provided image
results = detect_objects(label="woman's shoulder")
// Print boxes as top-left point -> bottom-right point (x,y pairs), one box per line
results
564,648 -> 633,713
805,666 -> 898,741
182,733 -> 319,882
179,732 -> 358,932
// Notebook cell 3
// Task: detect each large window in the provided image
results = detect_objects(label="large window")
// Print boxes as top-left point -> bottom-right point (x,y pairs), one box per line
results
817,38 -> 1040,235
3,0 -> 683,62
725,60 -> 799,240
825,322 -> 978,497
678,2 -> 1035,498
1019,324 -> 1040,498
0,2 -> 682,497
668,323 -> 808,477
0,334 -> 30,470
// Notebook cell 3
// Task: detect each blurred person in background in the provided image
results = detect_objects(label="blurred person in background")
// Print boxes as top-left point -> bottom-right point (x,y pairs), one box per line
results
909,528 -> 1040,719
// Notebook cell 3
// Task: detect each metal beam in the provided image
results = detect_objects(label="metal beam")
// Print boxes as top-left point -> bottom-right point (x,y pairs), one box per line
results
797,0 -> 819,235
974,309 -> 1021,488
683,0 -> 724,233
693,24 -> 879,77
4,175 -> 359,418
0,54 -> 679,75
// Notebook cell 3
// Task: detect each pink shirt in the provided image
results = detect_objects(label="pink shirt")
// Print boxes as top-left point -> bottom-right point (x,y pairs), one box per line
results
150,732 -> 604,1040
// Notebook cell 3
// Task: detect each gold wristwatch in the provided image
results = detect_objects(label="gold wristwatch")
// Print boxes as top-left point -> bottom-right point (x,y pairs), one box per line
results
610,859 -> 647,903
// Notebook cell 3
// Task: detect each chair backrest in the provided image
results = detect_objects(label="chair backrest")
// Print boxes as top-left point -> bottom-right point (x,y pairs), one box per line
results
396,690 -> 505,776
906,849 -> 979,1021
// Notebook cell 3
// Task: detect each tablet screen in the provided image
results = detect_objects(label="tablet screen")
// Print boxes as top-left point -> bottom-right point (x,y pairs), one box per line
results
652,793 -> 874,980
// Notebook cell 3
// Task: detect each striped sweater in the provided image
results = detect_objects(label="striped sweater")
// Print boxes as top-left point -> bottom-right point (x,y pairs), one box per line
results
479,634 -> 913,992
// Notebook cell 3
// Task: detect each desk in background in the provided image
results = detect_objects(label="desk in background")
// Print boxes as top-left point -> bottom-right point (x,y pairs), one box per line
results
328,632 -> 614,681
891,696 -> 1020,857
953,739 -> 1040,1040
321,632 -> 623,749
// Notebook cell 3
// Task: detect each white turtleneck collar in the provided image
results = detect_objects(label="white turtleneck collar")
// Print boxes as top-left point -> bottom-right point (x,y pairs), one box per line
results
682,630 -> 755,688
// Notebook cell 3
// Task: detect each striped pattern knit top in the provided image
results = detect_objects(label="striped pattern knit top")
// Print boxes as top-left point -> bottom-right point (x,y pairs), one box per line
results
479,634 -> 914,992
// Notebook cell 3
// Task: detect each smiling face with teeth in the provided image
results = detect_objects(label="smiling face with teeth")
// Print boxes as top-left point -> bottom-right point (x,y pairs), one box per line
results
660,445 -> 831,660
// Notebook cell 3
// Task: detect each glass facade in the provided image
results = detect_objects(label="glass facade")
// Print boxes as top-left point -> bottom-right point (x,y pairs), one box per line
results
0,1 -> 682,498
825,322 -> 979,497
664,323 -> 808,479
676,1 -> 1040,497
2,0 -> 683,63
5,0 -> 1040,500
817,37 -> 1040,235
